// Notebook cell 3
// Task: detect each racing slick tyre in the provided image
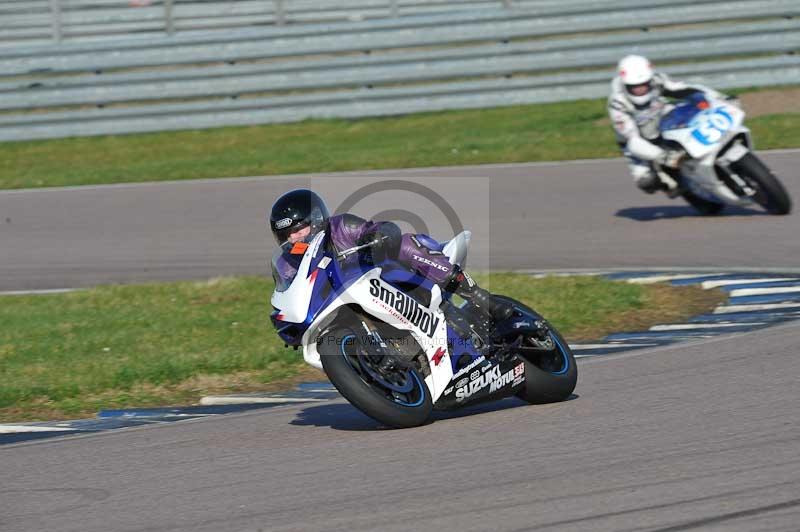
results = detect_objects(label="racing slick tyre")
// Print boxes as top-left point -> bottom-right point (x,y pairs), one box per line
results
494,296 -> 577,404
731,153 -> 792,215
318,323 -> 433,429
682,190 -> 725,216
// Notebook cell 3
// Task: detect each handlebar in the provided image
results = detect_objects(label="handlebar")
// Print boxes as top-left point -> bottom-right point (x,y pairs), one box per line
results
336,235 -> 389,259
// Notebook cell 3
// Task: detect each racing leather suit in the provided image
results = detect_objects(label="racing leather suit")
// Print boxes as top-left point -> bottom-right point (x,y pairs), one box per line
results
608,72 -> 724,191
273,214 -> 512,320
273,214 -> 454,284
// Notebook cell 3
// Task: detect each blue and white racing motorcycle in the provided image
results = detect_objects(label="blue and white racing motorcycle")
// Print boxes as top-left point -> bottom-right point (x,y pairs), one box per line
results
657,93 -> 791,215
270,230 -> 577,428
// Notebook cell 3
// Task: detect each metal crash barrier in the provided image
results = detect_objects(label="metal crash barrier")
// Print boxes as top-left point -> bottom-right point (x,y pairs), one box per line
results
0,0 -> 798,141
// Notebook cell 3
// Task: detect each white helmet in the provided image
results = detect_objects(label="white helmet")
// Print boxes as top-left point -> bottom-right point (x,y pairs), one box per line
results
617,55 -> 655,106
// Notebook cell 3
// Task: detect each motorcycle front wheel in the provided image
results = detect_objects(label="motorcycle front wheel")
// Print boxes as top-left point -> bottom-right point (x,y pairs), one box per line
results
731,153 -> 792,215
318,323 -> 433,428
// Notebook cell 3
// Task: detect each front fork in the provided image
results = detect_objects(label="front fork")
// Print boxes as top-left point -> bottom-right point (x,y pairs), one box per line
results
656,169 -> 682,197
357,318 -> 417,373
657,141 -> 757,200
715,164 -> 757,198
715,141 -> 758,198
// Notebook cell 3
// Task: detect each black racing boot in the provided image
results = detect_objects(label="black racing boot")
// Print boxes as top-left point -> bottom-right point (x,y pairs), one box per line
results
468,285 -> 515,322
443,267 -> 515,322
637,174 -> 663,194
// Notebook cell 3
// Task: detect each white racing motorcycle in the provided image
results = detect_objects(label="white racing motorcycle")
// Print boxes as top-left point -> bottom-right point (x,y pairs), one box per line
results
270,230 -> 577,428
656,93 -> 791,215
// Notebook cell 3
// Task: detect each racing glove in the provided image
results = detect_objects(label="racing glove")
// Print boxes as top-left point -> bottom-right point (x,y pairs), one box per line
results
356,222 -> 402,263
657,149 -> 687,169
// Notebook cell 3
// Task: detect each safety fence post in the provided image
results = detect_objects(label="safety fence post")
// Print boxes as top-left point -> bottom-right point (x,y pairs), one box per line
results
276,0 -> 286,25
50,0 -> 63,42
164,0 -> 175,35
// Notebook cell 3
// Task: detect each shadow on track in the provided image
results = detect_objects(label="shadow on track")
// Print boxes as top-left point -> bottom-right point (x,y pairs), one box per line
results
616,205 -> 765,221
290,395 -> 578,431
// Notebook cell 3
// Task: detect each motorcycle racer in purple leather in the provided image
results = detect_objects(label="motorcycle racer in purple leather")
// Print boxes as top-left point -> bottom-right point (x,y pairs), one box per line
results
269,189 -> 513,322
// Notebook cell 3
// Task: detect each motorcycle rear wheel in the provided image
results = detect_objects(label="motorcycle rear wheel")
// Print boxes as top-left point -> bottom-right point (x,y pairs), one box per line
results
731,153 -> 792,215
318,324 -> 433,428
493,296 -> 578,404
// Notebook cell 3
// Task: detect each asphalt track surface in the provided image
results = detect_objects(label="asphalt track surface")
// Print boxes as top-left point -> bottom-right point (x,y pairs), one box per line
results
2,323 -> 799,532
1,151 -> 799,290
1,152 -> 799,531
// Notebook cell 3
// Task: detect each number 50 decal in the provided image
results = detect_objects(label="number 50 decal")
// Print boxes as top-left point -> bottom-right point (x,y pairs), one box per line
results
690,107 -> 734,146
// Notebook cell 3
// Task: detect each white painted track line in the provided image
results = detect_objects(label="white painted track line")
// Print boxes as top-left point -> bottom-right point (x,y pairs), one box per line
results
729,286 -> 800,297
199,396 -> 329,406
625,273 -> 724,284
0,288 -> 78,296
0,425 -> 76,433
701,278 -> 799,289
649,322 -> 766,331
569,343 -> 659,350
713,302 -> 800,313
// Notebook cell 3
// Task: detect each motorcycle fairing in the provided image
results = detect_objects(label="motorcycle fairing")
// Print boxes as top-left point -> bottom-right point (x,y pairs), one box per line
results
658,96 -> 752,206
660,96 -> 745,160
270,229 -> 526,407
298,267 -> 458,402
271,231 -> 329,325
434,355 -> 526,410
270,238 -> 456,401
442,230 -> 471,267
434,301 -> 554,409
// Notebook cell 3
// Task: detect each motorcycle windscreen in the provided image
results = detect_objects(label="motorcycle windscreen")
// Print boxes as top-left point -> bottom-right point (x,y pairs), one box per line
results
660,102 -> 702,132
271,247 -> 302,293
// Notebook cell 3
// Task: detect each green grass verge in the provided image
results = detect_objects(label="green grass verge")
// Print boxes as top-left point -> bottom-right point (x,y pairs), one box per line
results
1,91 -> 798,190
0,274 -> 724,422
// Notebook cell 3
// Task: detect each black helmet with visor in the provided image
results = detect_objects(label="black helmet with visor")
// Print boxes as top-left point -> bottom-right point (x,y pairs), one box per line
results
269,189 -> 330,247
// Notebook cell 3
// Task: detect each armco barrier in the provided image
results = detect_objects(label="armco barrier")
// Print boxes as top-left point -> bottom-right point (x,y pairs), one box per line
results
1,0 -> 528,42
0,0 -> 798,141
0,0 -> 714,44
